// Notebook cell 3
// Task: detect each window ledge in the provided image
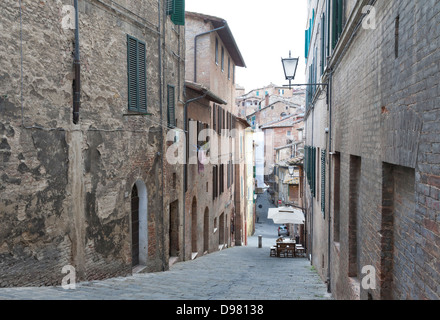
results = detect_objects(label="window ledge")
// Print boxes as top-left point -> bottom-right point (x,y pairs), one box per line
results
123,112 -> 153,116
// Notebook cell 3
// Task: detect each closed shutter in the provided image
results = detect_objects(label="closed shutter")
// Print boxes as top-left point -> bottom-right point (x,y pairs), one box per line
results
321,149 -> 326,216
138,41 -> 147,112
166,0 -> 175,15
167,85 -> 176,128
213,104 -> 217,133
311,147 -> 316,198
332,0 -> 344,49
127,36 -> 137,111
127,35 -> 147,112
171,0 -> 185,26
321,13 -> 326,75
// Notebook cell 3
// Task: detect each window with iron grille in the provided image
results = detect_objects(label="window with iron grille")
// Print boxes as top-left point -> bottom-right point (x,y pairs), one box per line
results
127,35 -> 147,113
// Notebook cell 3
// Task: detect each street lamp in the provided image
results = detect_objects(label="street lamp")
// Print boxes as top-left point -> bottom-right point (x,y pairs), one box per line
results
281,51 -> 299,89
288,166 -> 295,177
281,51 -> 329,104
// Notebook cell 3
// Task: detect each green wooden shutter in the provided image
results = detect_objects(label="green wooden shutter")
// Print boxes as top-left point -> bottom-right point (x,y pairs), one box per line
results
138,41 -> 147,112
127,35 -> 147,112
332,0 -> 344,49
321,149 -> 326,216
167,85 -> 176,128
312,147 -> 316,198
127,36 -> 137,111
171,0 -> 185,26
166,0 -> 175,15
337,0 -> 343,36
321,13 -> 326,75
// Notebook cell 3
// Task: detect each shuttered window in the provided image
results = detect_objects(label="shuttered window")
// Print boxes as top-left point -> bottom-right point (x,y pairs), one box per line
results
321,149 -> 326,216
166,0 -> 174,15
170,0 -> 185,26
332,0 -> 344,49
305,145 -> 317,198
321,13 -> 326,75
167,85 -> 176,128
127,35 -> 147,113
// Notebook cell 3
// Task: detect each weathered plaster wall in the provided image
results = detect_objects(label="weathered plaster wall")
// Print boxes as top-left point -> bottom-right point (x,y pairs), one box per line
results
0,0 -> 184,287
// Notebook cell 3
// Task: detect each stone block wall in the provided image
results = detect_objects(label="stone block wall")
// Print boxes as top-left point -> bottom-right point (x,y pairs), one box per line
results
0,0 -> 184,287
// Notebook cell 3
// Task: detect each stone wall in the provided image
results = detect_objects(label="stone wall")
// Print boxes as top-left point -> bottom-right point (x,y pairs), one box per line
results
0,0 -> 184,287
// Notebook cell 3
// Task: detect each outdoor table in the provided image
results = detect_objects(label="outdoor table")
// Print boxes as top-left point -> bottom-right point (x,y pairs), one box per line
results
276,241 -> 296,258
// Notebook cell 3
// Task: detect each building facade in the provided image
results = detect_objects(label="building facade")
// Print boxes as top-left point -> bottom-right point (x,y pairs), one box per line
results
0,0 -> 186,287
304,0 -> 440,300
184,11 -> 249,260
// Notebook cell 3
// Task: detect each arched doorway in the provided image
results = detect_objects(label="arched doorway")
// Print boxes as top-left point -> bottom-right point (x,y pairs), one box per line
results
219,212 -> 225,246
191,197 -> 198,255
169,200 -> 179,258
131,180 -> 148,268
203,207 -> 209,253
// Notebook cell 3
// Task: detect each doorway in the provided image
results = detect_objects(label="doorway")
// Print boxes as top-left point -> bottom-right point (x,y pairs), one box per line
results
191,197 -> 198,254
169,200 -> 179,257
131,180 -> 148,269
203,207 -> 209,253
131,184 -> 139,267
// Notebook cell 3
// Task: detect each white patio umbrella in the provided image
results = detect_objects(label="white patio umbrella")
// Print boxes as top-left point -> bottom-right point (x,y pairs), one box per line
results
268,207 -> 305,225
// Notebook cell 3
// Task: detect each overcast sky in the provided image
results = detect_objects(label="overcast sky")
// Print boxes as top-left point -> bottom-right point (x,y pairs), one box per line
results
186,0 -> 308,92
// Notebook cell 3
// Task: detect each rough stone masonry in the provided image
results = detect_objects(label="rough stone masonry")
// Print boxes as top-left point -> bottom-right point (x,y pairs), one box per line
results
0,0 -> 185,287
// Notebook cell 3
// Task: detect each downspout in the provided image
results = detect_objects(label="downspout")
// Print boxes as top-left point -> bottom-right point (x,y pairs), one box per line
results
183,92 -> 208,260
158,0 -> 166,272
310,105 -> 314,264
73,0 -> 81,124
327,70 -> 333,293
194,22 -> 227,83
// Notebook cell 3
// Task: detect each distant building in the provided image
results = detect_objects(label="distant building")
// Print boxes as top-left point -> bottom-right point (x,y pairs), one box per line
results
184,11 -> 250,260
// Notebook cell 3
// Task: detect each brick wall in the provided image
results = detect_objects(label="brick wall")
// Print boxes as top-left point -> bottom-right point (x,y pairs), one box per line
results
328,0 -> 440,300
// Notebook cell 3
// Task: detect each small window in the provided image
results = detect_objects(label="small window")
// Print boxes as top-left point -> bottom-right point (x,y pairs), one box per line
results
215,38 -> 219,65
228,57 -> 231,79
221,47 -> 225,72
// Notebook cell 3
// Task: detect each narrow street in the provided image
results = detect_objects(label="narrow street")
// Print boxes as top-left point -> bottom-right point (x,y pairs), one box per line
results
0,192 -> 329,301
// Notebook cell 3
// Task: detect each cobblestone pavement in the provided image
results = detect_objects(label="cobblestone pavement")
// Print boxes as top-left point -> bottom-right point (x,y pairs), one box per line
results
0,193 -> 331,301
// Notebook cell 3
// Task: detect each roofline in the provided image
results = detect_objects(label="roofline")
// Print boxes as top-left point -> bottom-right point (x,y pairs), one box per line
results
185,81 -> 227,105
235,116 -> 251,128
186,11 -> 246,68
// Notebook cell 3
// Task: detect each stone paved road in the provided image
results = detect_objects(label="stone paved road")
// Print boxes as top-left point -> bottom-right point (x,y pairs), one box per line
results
0,193 -> 331,301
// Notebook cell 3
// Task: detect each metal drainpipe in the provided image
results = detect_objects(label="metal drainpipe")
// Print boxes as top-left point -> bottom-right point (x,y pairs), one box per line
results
158,0 -> 166,272
194,22 -> 227,83
327,70 -> 333,293
73,0 -> 81,124
183,92 -> 208,260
